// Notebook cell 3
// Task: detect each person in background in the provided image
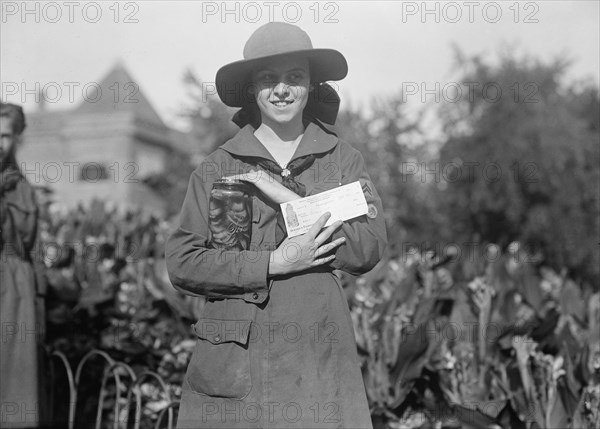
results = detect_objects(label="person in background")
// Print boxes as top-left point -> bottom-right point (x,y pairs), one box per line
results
1,102 -> 45,429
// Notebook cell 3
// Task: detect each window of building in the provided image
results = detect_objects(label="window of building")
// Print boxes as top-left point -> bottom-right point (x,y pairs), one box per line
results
79,162 -> 109,182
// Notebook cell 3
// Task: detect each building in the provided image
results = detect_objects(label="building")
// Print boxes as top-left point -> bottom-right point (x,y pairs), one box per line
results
18,63 -> 194,216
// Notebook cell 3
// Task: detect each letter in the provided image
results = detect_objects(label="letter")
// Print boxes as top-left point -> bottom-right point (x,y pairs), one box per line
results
263,1 -> 279,21
63,2 -> 79,22
463,1 -> 479,22
483,162 -> 502,183
201,1 -> 218,23
482,2 -> 502,23
242,1 -> 261,22
401,2 -> 418,23
263,402 -> 279,423
63,82 -> 80,103
463,161 -> 479,181
442,2 -> 461,23
422,162 -> 440,183
21,1 -> 41,23
282,2 -> 301,23
222,401 -> 240,423
220,1 -> 240,23
2,322 -> 18,343
442,82 -> 462,103
42,82 -> 61,103
20,162 -> 41,184
1,2 -> 18,23
283,322 -> 301,343
202,403 -> 218,423
82,1 -> 102,23
243,403 -> 262,423
264,322 -> 280,343
420,1 -> 440,23
399,161 -> 418,182
421,82 -> 440,103
283,402 -> 301,423
401,82 -> 419,103
463,81 -> 480,102
482,82 -> 502,103
21,81 -> 40,103
1,81 -> 19,97
82,82 -> 102,103
42,2 -> 61,23
42,162 -> 61,183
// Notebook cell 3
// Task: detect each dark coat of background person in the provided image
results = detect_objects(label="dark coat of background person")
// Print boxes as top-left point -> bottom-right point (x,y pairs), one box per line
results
1,170 -> 48,429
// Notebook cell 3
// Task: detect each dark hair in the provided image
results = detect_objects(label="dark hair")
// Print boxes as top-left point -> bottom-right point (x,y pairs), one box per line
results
0,102 -> 27,135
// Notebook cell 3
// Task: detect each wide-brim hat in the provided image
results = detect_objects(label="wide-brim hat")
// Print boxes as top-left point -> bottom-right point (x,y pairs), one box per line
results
216,22 -> 348,107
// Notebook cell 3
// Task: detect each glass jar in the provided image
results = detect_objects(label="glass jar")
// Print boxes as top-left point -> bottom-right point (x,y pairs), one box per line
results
208,178 -> 252,250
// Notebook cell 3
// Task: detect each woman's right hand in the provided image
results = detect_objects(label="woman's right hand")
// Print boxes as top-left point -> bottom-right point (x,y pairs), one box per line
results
268,212 -> 345,276
223,170 -> 300,204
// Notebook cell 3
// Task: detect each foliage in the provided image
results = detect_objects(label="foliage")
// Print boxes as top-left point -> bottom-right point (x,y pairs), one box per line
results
39,200 -> 599,428
436,51 -> 600,285
349,246 -> 600,428
39,199 -> 201,428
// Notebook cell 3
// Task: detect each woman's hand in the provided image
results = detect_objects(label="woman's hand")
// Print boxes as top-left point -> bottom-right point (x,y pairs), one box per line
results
268,212 -> 345,276
224,170 -> 300,204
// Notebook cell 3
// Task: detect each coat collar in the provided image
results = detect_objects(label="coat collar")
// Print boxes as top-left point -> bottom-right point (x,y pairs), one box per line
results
220,122 -> 338,163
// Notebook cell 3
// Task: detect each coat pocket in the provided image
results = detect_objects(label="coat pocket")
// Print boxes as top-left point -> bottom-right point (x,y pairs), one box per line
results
185,318 -> 252,400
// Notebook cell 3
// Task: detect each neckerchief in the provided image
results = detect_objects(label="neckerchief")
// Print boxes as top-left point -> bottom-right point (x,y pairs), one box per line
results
237,154 -> 316,244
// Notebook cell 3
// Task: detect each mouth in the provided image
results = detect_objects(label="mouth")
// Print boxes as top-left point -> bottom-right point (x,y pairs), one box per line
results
270,99 -> 294,108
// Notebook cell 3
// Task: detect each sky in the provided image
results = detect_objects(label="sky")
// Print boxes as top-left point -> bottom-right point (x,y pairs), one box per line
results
1,1 -> 599,132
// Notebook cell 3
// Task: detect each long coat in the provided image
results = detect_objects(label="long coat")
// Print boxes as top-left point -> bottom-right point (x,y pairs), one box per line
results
166,122 -> 387,428
0,175 -> 42,428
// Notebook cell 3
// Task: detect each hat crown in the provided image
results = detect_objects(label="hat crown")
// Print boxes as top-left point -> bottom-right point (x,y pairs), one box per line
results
243,22 -> 313,60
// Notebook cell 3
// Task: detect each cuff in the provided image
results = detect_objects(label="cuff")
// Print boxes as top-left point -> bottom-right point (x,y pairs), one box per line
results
240,250 -> 271,304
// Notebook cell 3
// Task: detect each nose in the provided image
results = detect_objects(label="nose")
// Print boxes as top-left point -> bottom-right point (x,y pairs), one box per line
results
273,81 -> 290,98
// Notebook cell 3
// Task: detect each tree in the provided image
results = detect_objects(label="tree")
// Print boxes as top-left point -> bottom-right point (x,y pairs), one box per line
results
179,69 -> 240,156
437,51 -> 599,285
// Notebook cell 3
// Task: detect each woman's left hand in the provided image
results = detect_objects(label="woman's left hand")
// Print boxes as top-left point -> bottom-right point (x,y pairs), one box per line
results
224,170 -> 300,204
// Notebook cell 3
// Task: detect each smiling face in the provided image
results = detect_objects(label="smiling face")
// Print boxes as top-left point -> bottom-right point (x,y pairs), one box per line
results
251,56 -> 311,129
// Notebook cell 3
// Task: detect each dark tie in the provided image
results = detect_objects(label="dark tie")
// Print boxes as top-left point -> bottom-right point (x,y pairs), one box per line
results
243,155 -> 316,244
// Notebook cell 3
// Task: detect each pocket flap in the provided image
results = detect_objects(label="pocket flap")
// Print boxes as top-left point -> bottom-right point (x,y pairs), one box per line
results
192,318 -> 252,346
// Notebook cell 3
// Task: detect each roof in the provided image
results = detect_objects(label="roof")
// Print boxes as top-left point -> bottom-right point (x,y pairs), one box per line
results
76,61 -> 166,128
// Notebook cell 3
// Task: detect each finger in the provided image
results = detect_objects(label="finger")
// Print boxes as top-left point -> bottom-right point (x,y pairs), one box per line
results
223,174 -> 244,181
314,219 -> 343,246
306,212 -> 331,238
315,237 -> 346,258
311,254 -> 336,266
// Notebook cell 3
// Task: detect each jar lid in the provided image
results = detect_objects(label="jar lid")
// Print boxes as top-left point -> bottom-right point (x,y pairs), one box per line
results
212,178 -> 252,193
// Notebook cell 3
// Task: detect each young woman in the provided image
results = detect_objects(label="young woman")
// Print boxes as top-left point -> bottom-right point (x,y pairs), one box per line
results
166,22 -> 387,428
1,102 -> 43,429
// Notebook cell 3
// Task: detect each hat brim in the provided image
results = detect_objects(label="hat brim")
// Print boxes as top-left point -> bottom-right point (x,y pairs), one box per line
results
215,49 -> 347,107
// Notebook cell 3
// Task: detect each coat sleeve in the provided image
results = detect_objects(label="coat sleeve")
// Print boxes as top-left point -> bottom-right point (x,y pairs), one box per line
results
329,143 -> 388,275
165,160 -> 271,304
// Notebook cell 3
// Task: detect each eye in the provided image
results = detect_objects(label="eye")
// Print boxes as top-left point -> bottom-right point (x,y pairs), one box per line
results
288,72 -> 304,82
257,72 -> 275,83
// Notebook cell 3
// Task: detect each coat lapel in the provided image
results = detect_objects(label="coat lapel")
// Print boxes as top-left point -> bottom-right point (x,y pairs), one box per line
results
220,122 -> 338,164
